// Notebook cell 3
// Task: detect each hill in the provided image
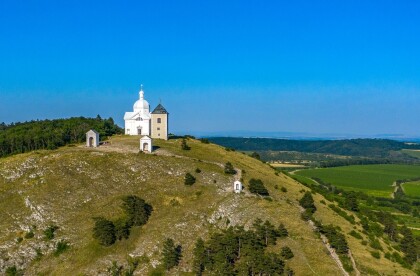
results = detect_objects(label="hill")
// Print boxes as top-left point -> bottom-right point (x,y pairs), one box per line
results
208,137 -> 420,158
0,136 -> 417,275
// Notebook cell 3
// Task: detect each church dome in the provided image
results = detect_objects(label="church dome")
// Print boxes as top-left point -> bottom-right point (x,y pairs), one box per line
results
133,89 -> 150,112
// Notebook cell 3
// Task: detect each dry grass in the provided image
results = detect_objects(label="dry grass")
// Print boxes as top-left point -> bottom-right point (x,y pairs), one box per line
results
0,136 -> 414,275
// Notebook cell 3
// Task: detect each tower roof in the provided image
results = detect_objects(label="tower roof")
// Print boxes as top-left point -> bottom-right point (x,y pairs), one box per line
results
151,104 -> 168,114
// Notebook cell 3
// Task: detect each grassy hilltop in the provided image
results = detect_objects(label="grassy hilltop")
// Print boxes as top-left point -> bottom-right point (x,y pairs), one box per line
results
0,136 -> 417,275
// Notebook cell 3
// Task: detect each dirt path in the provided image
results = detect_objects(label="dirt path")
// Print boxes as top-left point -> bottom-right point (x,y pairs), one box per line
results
391,181 -> 397,199
300,206 -> 360,276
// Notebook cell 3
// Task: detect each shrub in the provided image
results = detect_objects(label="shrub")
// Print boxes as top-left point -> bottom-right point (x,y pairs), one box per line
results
249,178 -> 269,196
281,187 -> 287,193
43,225 -> 59,240
184,173 -> 196,186
224,162 -> 236,174
250,152 -> 261,160
371,251 -> 381,259
25,231 -> 34,239
54,240 -> 70,256
181,139 -> 190,150
195,168 -> 201,173
369,238 -> 383,251
93,217 -> 116,246
349,230 -> 363,240
5,265 -> 22,276
16,237 -> 23,243
200,138 -> 209,144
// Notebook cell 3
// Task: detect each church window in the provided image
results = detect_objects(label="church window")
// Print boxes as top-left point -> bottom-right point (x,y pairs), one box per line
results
157,127 -> 160,130
158,133 -> 160,136
157,118 -> 161,123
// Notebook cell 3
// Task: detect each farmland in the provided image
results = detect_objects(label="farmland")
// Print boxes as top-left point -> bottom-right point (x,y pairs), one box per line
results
402,149 -> 420,159
403,181 -> 420,198
296,164 -> 420,197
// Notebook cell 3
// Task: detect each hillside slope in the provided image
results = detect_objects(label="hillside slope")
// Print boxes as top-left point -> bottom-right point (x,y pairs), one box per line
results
0,136 -> 415,275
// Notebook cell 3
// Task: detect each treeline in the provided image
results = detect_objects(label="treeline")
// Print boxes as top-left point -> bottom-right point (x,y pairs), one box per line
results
0,116 -> 123,157
208,137 -> 420,158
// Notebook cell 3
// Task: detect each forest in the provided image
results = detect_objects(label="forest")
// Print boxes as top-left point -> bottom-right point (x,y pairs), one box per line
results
0,116 -> 123,157
208,137 -> 420,158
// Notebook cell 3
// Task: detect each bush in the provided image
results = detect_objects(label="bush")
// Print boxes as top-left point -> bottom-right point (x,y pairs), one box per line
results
54,240 -> 70,256
281,246 -> 294,259
348,230 -> 363,240
371,251 -> 381,259
195,168 -> 201,173
369,238 -> 383,251
224,162 -> 236,174
43,225 -> 59,240
200,138 -> 209,144
281,187 -> 287,193
93,217 -> 116,246
25,231 -> 34,239
184,173 -> 196,186
249,178 -> 269,196
181,139 -> 191,150
5,265 -> 23,276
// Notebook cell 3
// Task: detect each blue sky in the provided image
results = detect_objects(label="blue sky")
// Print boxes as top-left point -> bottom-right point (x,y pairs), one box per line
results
1,1 -> 419,137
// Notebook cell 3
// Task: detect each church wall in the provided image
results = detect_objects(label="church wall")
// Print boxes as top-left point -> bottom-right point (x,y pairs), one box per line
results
151,114 -> 168,140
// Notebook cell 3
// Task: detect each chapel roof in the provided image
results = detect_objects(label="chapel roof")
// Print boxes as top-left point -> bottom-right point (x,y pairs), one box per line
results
151,104 -> 168,114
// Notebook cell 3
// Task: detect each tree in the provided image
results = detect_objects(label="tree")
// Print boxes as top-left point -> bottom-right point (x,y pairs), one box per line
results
184,173 -> 196,186
162,238 -> 182,270
400,226 -> 417,265
277,223 -> 289,237
181,139 -> 191,150
121,195 -> 153,227
344,192 -> 359,211
281,246 -> 294,260
192,238 -> 206,276
92,217 -> 116,246
248,178 -> 269,196
299,192 -> 316,214
224,162 -> 236,175
250,152 -> 261,160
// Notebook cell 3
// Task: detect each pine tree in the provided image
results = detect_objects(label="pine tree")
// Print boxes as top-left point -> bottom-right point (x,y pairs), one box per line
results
248,179 -> 269,196
281,246 -> 294,260
299,192 -> 316,214
277,223 -> 289,237
192,238 -> 206,275
184,173 -> 196,186
121,195 -> 153,227
162,238 -> 182,270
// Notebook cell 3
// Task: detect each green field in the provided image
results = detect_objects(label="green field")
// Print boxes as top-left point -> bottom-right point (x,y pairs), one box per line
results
403,181 -> 420,198
296,164 -> 420,197
402,149 -> 420,159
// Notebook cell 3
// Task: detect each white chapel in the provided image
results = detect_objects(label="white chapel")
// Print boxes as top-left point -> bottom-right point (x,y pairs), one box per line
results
124,86 -> 169,140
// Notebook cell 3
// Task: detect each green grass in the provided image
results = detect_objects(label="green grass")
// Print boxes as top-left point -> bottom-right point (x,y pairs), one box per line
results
402,181 -> 420,198
401,149 -> 420,159
296,164 -> 420,197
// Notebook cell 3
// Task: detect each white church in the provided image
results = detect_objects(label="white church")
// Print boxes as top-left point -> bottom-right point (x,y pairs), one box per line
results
124,86 -> 169,141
